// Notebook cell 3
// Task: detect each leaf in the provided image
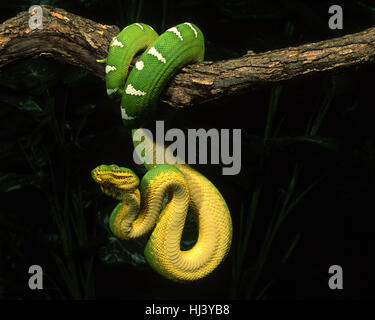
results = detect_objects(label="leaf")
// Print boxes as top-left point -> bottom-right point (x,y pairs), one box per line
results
17,99 -> 42,112
0,172 -> 40,192
98,237 -> 147,267
0,58 -> 60,93
266,135 -> 341,152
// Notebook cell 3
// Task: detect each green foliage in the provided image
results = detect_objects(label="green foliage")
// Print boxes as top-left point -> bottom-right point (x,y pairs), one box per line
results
0,58 -> 105,299
230,83 -> 332,299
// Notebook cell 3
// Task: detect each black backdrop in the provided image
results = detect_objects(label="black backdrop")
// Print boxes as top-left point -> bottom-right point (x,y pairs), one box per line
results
0,0 -> 374,300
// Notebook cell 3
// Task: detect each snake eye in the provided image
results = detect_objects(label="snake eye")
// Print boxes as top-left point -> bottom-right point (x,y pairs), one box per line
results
111,164 -> 120,170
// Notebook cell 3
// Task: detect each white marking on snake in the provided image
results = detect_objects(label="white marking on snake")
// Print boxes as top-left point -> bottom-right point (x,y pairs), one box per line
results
147,46 -> 166,64
125,84 -> 146,96
184,22 -> 197,38
105,65 -> 117,73
135,61 -> 144,70
167,27 -> 183,41
111,38 -> 124,47
107,88 -> 118,95
121,106 -> 135,120
135,23 -> 144,30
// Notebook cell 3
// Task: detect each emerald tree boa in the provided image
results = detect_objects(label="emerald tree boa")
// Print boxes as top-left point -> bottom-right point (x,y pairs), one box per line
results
92,23 -> 232,281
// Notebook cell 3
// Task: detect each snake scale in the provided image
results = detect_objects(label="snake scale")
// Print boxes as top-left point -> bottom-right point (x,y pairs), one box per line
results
91,22 -> 232,281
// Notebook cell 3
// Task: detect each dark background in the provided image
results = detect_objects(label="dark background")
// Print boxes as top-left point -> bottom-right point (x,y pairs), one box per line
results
0,0 -> 374,300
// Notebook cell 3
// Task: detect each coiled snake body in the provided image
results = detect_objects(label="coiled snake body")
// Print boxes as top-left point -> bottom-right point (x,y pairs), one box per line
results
92,23 -> 232,281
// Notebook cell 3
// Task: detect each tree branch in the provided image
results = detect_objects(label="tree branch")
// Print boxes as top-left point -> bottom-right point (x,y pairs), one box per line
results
1,6 -> 375,109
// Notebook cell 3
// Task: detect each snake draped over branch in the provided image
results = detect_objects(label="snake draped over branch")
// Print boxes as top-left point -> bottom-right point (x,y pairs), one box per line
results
91,22 -> 233,282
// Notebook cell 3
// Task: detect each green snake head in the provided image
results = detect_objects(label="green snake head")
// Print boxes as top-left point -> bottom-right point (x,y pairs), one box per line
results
91,164 -> 140,200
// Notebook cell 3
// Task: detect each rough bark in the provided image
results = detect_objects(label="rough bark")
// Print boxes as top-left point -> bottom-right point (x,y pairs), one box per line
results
1,6 -> 375,109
